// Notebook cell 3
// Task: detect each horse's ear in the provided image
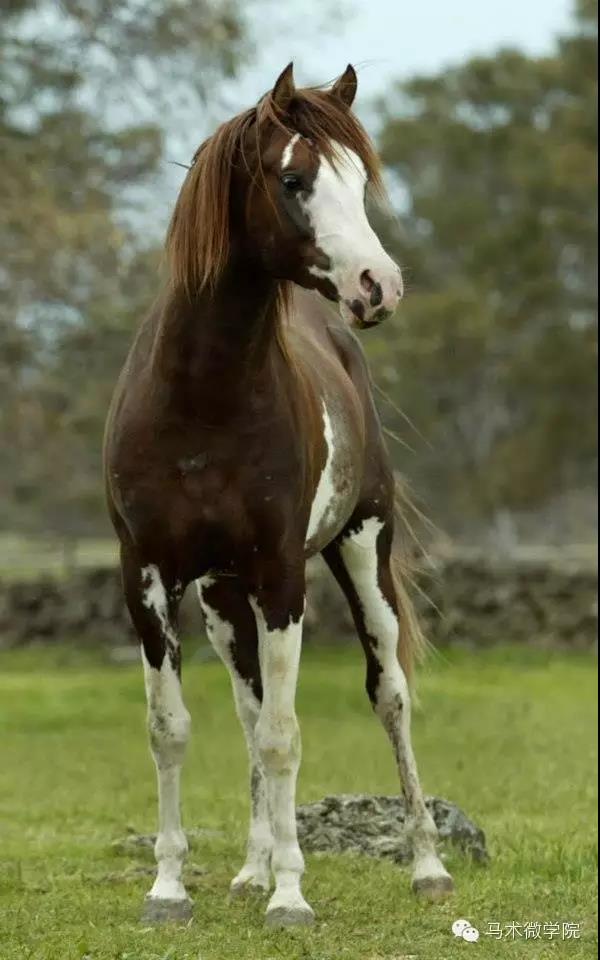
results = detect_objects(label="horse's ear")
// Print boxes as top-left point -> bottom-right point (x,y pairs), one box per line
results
330,64 -> 358,108
271,62 -> 295,112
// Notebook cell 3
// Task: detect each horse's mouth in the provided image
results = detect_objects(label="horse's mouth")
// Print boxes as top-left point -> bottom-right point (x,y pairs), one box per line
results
340,299 -> 391,330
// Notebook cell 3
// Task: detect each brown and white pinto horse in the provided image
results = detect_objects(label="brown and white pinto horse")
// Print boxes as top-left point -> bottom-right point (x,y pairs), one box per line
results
104,63 -> 454,927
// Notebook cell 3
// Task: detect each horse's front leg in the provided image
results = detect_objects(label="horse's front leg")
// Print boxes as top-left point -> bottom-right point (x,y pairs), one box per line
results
249,572 -> 314,928
196,574 -> 273,895
121,549 -> 192,923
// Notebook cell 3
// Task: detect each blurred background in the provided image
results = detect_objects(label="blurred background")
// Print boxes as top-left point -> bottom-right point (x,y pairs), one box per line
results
0,11 -> 597,952
0,0 -> 597,577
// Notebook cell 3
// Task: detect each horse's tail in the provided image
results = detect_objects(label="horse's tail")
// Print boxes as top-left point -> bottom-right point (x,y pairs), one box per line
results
390,475 -> 432,690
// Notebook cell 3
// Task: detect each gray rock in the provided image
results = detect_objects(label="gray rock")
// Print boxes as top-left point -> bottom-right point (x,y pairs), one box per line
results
296,794 -> 489,864
111,796 -> 488,869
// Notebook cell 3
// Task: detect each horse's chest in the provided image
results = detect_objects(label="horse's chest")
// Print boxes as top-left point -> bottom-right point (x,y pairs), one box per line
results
305,401 -> 360,553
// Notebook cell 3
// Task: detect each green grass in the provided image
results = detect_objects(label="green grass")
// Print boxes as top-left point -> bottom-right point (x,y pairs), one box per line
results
0,643 -> 597,960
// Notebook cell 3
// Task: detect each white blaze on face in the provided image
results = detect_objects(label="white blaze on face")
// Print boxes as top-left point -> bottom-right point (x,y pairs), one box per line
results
281,132 -> 301,170
300,142 -> 399,307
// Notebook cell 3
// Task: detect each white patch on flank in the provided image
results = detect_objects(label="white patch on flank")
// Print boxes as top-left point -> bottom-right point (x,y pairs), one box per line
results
250,597 -> 313,920
142,648 -> 191,903
141,564 -> 178,650
306,402 -> 337,545
281,132 -> 301,170
196,576 -> 273,892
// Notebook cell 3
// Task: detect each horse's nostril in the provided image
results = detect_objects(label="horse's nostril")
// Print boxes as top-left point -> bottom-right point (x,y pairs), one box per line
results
369,282 -> 383,308
360,269 -> 374,294
360,270 -> 383,307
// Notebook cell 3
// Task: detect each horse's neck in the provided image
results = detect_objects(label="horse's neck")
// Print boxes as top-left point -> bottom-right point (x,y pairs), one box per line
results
154,264 -> 281,414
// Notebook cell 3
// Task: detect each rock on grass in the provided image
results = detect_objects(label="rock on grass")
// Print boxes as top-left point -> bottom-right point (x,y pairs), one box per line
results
113,795 -> 488,866
296,794 -> 489,864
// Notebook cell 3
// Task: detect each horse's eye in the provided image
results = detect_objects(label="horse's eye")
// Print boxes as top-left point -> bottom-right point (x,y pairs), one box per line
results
281,173 -> 302,192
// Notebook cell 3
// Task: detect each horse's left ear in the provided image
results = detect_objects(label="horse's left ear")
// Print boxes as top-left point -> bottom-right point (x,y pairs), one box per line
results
271,62 -> 296,112
330,64 -> 358,109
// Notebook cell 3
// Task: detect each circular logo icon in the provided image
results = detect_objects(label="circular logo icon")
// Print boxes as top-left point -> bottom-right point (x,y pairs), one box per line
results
452,919 -> 471,937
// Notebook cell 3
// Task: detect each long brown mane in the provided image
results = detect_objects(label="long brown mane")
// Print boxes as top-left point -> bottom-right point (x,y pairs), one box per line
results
166,82 -> 386,298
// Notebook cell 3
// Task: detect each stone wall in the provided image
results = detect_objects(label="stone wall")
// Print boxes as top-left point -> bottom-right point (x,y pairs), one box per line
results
0,553 -> 596,651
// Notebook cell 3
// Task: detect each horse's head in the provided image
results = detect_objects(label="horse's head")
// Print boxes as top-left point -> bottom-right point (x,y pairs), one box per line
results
167,64 -> 401,328
240,63 -> 402,329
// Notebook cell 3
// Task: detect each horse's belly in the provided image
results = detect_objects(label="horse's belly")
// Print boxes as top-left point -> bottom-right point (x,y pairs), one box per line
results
304,397 -> 362,555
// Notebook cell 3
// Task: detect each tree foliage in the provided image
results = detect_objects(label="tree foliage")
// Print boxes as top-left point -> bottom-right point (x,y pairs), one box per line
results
0,0 -> 252,536
0,0 -> 596,545
369,0 -> 597,537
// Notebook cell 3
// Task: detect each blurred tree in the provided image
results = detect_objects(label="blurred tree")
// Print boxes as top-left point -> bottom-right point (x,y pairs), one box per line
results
371,0 -> 597,541
0,0 -> 596,549
0,0 -> 254,540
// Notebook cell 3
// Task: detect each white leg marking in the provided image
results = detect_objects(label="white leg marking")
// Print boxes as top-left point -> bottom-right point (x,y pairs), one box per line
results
340,518 -> 451,890
250,599 -> 314,924
141,617 -> 191,903
197,577 -> 273,893
141,564 -> 178,652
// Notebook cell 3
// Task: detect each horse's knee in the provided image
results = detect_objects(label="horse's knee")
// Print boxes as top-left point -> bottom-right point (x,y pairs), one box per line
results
148,704 -> 191,764
256,715 -> 300,774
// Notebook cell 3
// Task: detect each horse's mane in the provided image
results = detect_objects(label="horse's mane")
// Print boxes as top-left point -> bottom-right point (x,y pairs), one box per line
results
164,79 -> 387,534
166,82 -> 386,297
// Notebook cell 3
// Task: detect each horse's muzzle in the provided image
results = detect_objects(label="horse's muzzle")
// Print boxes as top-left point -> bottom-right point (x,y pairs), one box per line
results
342,299 -> 395,329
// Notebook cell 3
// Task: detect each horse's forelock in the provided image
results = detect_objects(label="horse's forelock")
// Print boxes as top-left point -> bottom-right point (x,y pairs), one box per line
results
166,83 -> 386,299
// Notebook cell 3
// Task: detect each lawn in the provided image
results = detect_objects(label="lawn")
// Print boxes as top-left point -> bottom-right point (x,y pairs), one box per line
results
0,643 -> 597,960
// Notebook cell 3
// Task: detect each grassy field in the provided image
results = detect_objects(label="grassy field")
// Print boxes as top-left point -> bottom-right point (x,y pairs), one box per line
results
0,643 -> 597,960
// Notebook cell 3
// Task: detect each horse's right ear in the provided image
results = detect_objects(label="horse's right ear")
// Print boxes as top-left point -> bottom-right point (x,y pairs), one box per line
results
271,62 -> 295,112
330,64 -> 358,108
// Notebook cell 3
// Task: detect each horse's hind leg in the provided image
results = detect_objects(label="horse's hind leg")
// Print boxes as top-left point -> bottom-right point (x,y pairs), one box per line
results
197,575 -> 273,895
121,549 -> 192,922
323,516 -> 454,901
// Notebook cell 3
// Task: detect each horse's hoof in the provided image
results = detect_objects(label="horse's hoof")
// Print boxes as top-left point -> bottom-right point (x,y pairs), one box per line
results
230,877 -> 270,898
412,873 -> 454,901
265,903 -> 315,928
141,897 -> 194,924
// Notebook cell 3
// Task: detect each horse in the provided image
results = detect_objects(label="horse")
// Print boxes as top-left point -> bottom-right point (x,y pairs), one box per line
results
104,62 -> 454,928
